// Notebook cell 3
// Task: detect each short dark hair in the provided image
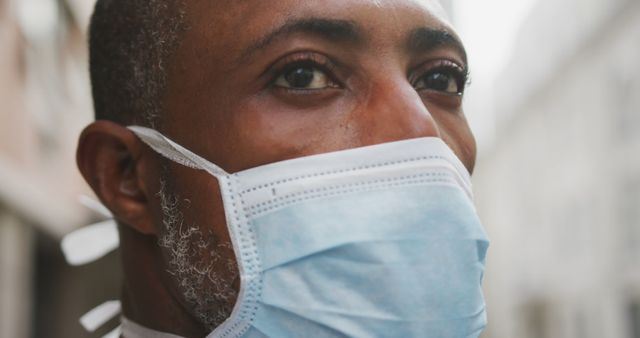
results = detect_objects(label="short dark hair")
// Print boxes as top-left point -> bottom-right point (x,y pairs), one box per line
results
89,0 -> 186,128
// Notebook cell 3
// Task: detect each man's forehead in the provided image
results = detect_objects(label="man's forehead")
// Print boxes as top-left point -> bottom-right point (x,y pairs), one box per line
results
416,0 -> 451,24
196,0 -> 448,13
188,0 -> 452,27
184,0 -> 457,51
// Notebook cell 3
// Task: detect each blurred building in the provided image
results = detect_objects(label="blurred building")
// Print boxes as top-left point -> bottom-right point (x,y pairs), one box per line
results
0,0 -> 121,337
474,0 -> 640,337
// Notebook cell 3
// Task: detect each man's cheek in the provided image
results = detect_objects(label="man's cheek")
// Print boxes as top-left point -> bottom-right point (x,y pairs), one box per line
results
155,163 -> 239,314
157,177 -> 239,328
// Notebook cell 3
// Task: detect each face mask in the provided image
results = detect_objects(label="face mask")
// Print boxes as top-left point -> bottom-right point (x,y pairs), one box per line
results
124,126 -> 490,338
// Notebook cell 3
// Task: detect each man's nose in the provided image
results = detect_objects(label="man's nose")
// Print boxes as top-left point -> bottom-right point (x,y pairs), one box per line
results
352,74 -> 440,146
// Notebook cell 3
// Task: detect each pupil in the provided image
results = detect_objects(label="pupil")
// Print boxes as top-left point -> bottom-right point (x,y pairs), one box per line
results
426,73 -> 452,92
285,67 -> 315,88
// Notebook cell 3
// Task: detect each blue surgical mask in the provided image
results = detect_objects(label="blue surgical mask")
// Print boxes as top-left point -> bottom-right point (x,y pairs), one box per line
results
123,126 -> 490,338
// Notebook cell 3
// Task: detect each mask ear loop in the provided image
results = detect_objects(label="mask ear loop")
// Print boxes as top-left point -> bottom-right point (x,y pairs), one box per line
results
127,126 -> 230,179
129,126 -> 252,337
62,127 -> 231,337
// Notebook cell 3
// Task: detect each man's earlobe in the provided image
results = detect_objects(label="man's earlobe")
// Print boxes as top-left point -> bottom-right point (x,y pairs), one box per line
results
77,120 -> 159,235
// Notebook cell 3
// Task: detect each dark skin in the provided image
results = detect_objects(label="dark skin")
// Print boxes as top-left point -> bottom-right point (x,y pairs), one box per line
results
77,0 -> 476,336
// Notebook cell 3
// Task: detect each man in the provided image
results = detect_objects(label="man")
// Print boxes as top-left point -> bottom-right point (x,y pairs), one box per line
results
77,0 -> 486,337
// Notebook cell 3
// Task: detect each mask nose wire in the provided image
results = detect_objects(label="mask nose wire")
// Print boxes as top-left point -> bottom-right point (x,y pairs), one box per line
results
127,126 -> 230,179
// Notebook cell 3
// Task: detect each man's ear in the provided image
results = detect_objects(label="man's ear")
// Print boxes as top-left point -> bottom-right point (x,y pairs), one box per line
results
77,120 -> 159,235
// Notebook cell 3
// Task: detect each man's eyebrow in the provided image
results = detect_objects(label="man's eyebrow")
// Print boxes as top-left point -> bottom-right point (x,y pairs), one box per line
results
407,28 -> 468,65
239,18 -> 364,61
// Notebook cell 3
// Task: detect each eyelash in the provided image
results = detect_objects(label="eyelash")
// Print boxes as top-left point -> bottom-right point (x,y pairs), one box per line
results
269,53 -> 470,94
412,60 -> 470,94
268,52 -> 340,90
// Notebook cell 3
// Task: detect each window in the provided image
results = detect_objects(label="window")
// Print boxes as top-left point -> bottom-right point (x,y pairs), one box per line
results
522,301 -> 549,338
620,179 -> 640,260
629,301 -> 640,338
614,69 -> 640,142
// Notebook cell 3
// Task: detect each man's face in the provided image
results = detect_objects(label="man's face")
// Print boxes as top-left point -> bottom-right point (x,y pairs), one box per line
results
145,0 -> 475,329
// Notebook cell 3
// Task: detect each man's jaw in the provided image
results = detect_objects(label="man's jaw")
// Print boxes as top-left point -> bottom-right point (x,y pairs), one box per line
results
157,176 -> 239,330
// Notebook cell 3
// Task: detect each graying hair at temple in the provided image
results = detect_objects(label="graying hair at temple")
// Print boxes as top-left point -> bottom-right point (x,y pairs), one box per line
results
89,0 -> 186,128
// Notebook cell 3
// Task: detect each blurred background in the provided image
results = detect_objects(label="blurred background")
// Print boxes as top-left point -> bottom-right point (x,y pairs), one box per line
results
0,0 -> 638,337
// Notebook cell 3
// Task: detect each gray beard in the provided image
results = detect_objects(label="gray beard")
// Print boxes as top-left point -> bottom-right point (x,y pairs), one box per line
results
156,174 -> 238,330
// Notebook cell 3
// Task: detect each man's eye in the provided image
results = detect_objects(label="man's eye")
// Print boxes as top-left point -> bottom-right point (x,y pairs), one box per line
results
414,70 -> 463,95
274,66 -> 335,90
